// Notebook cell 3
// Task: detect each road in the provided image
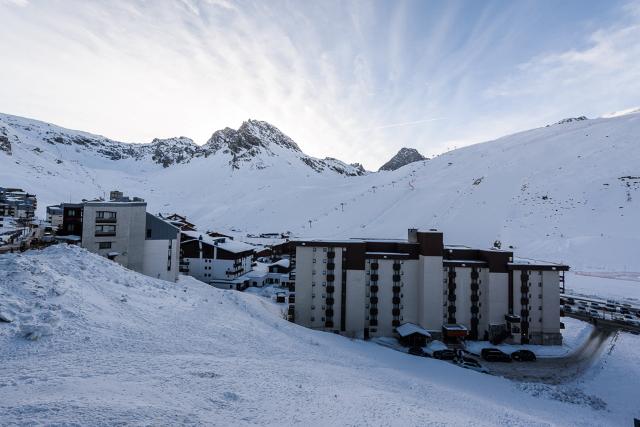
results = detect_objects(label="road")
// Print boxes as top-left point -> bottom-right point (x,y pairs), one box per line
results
485,327 -> 615,384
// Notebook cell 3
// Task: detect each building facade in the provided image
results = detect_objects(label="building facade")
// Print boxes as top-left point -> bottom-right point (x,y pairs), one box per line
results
0,187 -> 37,219
179,230 -> 255,289
291,229 -> 567,345
58,193 -> 180,282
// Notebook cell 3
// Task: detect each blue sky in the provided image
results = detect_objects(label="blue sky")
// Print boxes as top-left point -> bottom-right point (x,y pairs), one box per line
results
1,0 -> 639,169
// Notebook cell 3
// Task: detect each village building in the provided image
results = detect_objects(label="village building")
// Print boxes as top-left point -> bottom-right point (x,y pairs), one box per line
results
57,192 -> 180,282
290,229 -> 568,345
0,187 -> 37,220
46,205 -> 64,229
179,230 -> 255,290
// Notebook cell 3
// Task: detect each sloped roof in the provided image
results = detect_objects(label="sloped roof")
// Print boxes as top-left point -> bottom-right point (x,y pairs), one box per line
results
395,323 -> 431,338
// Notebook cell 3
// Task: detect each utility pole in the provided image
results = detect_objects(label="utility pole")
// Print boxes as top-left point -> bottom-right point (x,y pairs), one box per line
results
340,203 -> 344,212
308,220 -> 312,229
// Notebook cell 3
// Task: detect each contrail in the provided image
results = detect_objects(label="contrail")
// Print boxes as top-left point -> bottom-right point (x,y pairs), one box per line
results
358,117 -> 446,132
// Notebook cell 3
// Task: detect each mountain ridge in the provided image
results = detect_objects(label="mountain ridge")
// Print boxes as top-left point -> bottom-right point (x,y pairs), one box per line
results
0,113 -> 366,175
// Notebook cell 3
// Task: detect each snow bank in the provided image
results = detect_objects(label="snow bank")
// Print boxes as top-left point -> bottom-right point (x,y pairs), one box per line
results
0,245 -> 638,425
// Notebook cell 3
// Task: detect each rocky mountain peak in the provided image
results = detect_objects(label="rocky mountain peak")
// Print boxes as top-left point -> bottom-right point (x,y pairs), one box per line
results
378,147 -> 427,171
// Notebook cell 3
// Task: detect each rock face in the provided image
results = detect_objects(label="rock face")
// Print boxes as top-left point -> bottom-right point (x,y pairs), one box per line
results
556,116 -> 588,125
378,147 -> 426,171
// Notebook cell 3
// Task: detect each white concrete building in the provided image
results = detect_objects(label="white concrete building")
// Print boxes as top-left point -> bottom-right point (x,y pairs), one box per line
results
59,194 -> 180,282
291,229 -> 567,345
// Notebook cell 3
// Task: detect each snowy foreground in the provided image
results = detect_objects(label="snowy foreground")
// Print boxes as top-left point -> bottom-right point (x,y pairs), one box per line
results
1,246 -> 639,426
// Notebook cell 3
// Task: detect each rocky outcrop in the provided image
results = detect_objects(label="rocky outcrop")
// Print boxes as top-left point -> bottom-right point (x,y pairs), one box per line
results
379,147 -> 426,171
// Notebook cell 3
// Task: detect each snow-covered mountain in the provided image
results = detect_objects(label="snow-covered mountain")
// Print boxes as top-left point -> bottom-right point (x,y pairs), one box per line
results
378,147 -> 427,171
0,114 -> 366,175
1,111 -> 639,272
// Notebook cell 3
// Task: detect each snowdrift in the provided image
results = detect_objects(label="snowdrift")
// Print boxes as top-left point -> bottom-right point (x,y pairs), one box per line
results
1,245 -> 638,425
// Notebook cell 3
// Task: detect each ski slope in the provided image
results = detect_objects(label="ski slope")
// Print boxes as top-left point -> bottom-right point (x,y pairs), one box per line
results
1,111 -> 639,272
1,245 -> 638,425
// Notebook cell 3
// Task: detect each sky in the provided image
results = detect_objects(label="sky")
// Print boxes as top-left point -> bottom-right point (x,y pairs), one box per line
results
1,0 -> 639,170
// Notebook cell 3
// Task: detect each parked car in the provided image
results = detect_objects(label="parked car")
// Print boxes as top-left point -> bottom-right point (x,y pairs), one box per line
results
563,305 -> 573,313
511,349 -> 537,362
408,346 -> 426,357
432,349 -> 456,360
456,359 -> 489,374
589,309 -> 603,319
481,348 -> 512,362
620,307 -> 631,315
566,297 -> 575,305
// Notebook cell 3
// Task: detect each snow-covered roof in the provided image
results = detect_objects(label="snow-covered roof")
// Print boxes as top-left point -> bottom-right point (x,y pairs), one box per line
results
181,230 -> 225,246
395,323 -> 431,338
269,259 -> 290,268
217,239 -> 255,254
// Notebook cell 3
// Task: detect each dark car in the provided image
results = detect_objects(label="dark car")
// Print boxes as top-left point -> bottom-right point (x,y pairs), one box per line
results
511,349 -> 537,362
408,346 -> 426,357
432,349 -> 456,360
481,348 -> 512,362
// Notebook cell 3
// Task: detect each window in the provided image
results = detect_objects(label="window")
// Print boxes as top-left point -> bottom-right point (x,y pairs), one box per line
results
313,259 -> 316,264
313,248 -> 317,252
96,211 -> 116,220
66,224 -> 74,231
68,209 -> 76,216
146,229 -> 152,238
323,248 -> 327,252
98,242 -> 112,249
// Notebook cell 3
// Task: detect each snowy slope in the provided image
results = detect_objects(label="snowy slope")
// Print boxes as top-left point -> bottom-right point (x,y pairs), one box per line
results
1,245 -> 638,425
1,112 -> 639,272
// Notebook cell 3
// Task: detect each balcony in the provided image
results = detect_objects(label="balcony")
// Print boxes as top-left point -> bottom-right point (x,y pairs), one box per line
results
326,297 -> 335,305
325,308 -> 334,317
521,309 -> 530,318
95,218 -> 117,224
521,286 -> 529,293
370,274 -> 379,282
326,274 -> 335,282
471,306 -> 479,314
327,263 -> 335,270
369,319 -> 378,326
326,285 -> 335,294
371,262 -> 379,270
392,308 -> 400,316
471,283 -> 479,292
370,285 -> 379,293
94,231 -> 116,237
447,305 -> 456,314
369,307 -> 378,316
369,296 -> 378,304
392,274 -> 401,282
392,296 -> 401,305
470,294 -> 479,303
393,264 -> 401,271
521,273 -> 530,281
448,271 -> 457,278
471,270 -> 479,280
325,321 -> 334,328
447,294 -> 456,302
392,319 -> 400,327
520,297 -> 529,306
392,285 -> 400,293
327,252 -> 335,259
448,283 -> 456,291
470,317 -> 479,326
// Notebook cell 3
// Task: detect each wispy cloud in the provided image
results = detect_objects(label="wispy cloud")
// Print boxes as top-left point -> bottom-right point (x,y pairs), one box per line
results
0,0 -> 638,169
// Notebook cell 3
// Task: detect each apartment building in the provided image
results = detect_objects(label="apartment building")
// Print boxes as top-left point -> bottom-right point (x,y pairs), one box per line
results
0,187 -> 37,219
179,230 -> 255,290
58,192 -> 180,282
291,229 -> 568,345
46,205 -> 64,229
